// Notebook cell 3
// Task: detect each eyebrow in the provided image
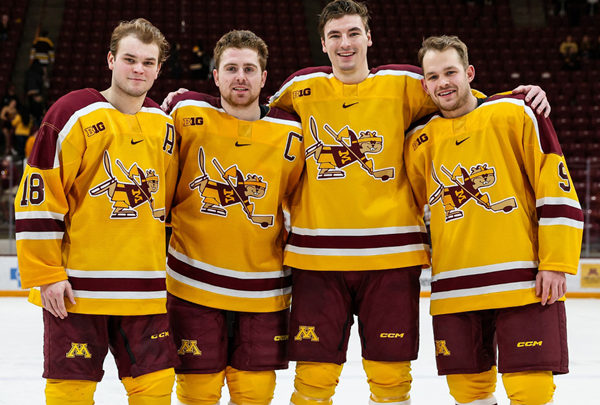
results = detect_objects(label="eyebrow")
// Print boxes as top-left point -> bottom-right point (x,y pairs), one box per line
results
326,26 -> 363,36
122,52 -> 157,62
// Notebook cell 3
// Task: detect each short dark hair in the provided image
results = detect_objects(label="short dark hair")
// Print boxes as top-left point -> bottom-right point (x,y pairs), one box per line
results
213,30 -> 268,71
318,0 -> 370,39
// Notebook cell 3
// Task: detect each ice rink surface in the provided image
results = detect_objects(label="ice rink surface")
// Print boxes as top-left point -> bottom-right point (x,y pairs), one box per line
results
1,297 -> 598,404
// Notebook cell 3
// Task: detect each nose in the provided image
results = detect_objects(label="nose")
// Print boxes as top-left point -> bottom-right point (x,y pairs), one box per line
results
340,34 -> 351,48
132,62 -> 145,73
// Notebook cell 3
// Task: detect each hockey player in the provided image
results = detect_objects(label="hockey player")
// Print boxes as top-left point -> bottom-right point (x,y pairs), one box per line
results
15,19 -> 179,405
165,30 -> 304,405
267,1 -> 553,405
404,35 -> 583,405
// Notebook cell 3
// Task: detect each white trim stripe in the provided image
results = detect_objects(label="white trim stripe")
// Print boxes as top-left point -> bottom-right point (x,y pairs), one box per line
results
290,225 -> 426,237
261,116 -> 302,130
169,246 -> 290,279
430,280 -> 536,300
16,231 -> 64,240
171,99 -> 225,115
285,244 -> 427,257
367,68 -> 423,80
536,197 -> 581,209
55,101 -> 115,168
72,290 -> 166,299
15,211 -> 65,220
140,106 -> 171,119
539,217 -> 584,229
269,71 -> 332,102
167,265 -> 291,299
431,261 -> 538,282
66,269 -> 165,279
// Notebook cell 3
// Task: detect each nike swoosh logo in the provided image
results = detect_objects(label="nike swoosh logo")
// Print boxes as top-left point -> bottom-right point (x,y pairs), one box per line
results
131,139 -> 144,145
342,102 -> 359,108
455,137 -> 470,146
235,141 -> 251,147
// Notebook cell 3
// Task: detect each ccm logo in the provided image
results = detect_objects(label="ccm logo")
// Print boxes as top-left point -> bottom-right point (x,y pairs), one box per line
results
380,333 -> 405,338
517,341 -> 542,347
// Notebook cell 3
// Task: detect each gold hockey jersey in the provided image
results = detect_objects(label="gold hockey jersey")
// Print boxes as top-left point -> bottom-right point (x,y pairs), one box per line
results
167,92 -> 304,313
404,94 -> 583,315
16,88 -> 178,316
269,65 -> 437,271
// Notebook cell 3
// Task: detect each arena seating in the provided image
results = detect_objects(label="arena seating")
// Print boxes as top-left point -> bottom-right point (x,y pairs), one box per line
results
0,0 -> 27,96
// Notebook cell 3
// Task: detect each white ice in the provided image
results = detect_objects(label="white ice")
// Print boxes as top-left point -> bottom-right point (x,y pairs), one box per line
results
1,297 -> 598,404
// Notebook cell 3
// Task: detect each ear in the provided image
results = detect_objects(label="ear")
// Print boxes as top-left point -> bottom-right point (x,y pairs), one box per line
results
466,65 -> 475,83
321,37 -> 327,54
366,30 -> 372,47
421,78 -> 429,94
260,69 -> 267,88
213,68 -> 219,87
107,51 -> 115,70
155,63 -> 161,79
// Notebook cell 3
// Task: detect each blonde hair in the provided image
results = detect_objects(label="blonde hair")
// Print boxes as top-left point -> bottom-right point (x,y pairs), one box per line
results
109,18 -> 169,64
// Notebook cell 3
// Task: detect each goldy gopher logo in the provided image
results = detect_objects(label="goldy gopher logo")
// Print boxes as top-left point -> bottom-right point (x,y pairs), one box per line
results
89,150 -> 165,221
304,116 -> 394,181
429,162 -> 517,222
189,147 -> 274,228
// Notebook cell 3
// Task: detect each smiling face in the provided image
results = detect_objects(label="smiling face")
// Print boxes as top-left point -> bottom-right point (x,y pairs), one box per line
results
321,14 -> 372,83
107,34 -> 160,98
421,48 -> 476,118
213,47 -> 267,112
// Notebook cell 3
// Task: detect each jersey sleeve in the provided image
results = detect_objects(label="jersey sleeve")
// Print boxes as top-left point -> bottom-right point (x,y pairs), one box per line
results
15,103 -> 85,289
521,106 -> 583,274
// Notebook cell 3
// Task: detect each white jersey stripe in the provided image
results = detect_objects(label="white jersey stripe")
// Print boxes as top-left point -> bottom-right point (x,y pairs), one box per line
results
16,231 -> 64,240
15,211 -> 65,220
72,290 -> 167,299
431,261 -> 538,282
539,217 -> 584,229
66,269 -> 165,279
285,244 -> 427,257
290,225 -> 426,237
536,197 -> 581,209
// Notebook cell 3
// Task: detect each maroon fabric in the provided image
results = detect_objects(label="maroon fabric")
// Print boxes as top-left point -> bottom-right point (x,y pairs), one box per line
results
431,268 -> 537,294
288,230 -> 426,249
167,294 -> 289,373
68,276 -> 166,292
43,311 -> 178,381
433,302 -> 568,375
536,204 -> 584,222
15,218 -> 64,233
288,267 -> 421,364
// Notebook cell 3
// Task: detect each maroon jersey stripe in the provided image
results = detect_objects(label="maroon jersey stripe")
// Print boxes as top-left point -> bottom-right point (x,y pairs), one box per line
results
278,66 -> 333,88
431,268 -> 537,293
69,276 -> 166,292
29,89 -> 106,169
288,231 -> 427,249
537,204 -> 584,221
15,218 -> 64,233
168,254 -> 292,292
170,91 -> 220,113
